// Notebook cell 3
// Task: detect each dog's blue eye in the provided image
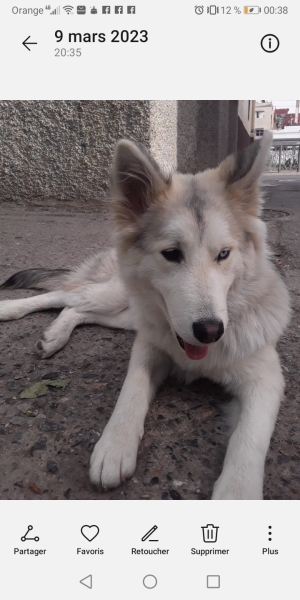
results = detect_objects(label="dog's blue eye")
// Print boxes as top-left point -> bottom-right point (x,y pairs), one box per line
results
218,249 -> 230,261
161,248 -> 183,263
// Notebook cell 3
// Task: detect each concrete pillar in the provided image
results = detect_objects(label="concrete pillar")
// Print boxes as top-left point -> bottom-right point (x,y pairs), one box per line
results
177,101 -> 238,173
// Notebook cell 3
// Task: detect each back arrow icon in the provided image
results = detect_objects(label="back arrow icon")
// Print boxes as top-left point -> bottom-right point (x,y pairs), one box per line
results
22,36 -> 38,51
80,575 -> 92,589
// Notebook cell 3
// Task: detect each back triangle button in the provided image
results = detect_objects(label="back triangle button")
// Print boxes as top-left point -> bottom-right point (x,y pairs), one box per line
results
80,574 -> 92,589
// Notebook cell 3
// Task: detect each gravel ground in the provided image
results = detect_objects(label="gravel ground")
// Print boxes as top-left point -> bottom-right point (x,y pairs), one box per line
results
0,175 -> 299,500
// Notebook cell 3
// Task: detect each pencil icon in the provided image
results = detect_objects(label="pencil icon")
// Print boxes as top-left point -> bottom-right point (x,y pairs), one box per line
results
141,525 -> 158,542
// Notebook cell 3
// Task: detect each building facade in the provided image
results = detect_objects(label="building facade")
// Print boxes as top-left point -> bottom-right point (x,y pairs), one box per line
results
254,101 -> 274,137
274,108 -> 299,129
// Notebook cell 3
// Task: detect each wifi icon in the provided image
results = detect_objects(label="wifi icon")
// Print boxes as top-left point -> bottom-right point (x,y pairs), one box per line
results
63,5 -> 74,13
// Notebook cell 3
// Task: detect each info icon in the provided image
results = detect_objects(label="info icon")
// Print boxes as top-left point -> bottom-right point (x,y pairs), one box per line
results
115,5 -> 123,13
127,5 -> 136,13
261,34 -> 280,53
102,5 -> 111,13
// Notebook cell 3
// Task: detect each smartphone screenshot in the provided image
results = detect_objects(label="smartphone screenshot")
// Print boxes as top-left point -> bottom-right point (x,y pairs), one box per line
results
0,1 -> 299,598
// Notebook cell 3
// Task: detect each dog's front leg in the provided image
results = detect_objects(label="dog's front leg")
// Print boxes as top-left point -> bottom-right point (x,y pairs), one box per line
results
89,334 -> 171,489
212,345 -> 284,500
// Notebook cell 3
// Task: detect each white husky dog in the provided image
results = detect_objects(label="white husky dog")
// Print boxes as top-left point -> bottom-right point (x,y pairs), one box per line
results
0,132 -> 290,499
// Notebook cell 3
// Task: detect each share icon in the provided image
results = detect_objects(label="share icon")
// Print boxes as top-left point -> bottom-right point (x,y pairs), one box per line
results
21,525 -> 39,542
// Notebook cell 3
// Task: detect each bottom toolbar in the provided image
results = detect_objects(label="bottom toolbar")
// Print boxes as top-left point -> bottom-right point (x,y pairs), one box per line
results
1,500 -> 298,599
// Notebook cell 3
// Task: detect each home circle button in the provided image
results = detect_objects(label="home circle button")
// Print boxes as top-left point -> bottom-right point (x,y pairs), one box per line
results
143,574 -> 157,589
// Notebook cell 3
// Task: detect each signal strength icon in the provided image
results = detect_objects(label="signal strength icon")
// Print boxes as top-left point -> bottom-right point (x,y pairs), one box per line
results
50,6 -> 60,13
63,5 -> 74,13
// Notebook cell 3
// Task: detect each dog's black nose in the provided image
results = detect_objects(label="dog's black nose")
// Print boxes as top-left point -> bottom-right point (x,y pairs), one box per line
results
192,319 -> 224,344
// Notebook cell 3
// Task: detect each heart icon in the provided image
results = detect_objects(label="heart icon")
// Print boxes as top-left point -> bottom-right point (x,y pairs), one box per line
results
81,525 -> 100,542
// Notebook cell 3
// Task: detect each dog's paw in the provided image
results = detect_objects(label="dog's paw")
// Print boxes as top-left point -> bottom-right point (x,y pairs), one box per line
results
35,337 -> 57,359
212,471 -> 263,500
89,424 -> 141,489
35,326 -> 69,359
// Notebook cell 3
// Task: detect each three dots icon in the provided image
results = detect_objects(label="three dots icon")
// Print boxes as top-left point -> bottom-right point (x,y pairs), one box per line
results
268,526 -> 272,542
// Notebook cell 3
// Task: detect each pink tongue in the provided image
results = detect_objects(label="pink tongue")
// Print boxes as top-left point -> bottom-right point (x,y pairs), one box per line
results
183,342 -> 209,361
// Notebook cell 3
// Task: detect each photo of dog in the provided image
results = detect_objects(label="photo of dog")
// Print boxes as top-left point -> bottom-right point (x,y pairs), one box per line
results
0,132 -> 291,499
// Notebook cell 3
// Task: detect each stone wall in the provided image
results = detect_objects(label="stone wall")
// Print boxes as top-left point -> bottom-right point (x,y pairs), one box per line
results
0,100 -> 238,205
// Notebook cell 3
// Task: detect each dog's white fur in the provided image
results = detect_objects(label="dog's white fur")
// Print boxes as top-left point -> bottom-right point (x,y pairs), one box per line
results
0,133 -> 290,499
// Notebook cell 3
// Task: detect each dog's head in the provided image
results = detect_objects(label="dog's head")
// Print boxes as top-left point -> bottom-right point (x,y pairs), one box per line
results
111,134 -> 272,360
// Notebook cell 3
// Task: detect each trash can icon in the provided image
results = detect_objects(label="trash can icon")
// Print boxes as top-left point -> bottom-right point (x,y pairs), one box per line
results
202,524 -> 219,543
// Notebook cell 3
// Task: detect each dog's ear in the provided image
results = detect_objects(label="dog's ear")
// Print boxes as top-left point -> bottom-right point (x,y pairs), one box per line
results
219,131 -> 272,215
112,140 -> 170,228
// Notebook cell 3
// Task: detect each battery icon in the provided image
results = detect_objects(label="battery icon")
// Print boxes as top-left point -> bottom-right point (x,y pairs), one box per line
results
244,6 -> 261,13
207,5 -> 219,14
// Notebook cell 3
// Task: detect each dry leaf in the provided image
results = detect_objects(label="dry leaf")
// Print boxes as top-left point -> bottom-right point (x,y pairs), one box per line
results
28,482 -> 41,495
20,379 -> 70,399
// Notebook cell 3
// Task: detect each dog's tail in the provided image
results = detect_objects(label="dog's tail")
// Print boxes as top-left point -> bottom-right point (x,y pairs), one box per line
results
0,268 -> 71,291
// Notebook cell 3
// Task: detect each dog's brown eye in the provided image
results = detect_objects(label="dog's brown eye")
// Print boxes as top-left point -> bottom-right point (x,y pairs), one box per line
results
218,249 -> 230,261
161,248 -> 183,263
